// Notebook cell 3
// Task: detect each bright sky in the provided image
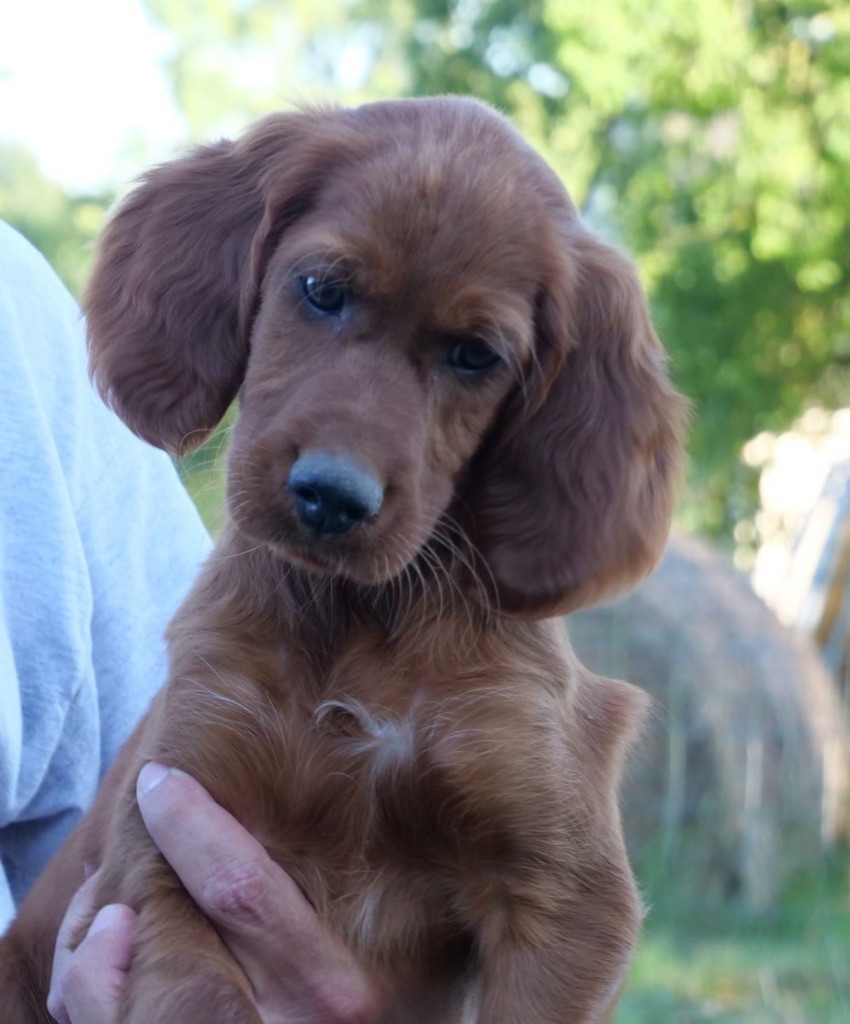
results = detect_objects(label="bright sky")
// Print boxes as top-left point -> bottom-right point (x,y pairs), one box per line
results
0,0 -> 185,193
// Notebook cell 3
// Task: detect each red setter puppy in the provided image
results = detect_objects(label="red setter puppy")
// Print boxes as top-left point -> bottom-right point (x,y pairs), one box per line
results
0,97 -> 685,1023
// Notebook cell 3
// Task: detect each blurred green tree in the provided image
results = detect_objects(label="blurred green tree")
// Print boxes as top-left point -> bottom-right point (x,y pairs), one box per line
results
0,144 -> 107,297
124,1 -> 850,536
351,0 -> 850,538
142,0 -> 376,138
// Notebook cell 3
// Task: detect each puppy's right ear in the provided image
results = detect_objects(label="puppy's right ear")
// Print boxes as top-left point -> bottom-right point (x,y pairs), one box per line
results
85,112 -> 328,455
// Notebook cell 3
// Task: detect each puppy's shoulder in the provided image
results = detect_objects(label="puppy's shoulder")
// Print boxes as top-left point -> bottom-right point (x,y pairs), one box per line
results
481,616 -> 649,791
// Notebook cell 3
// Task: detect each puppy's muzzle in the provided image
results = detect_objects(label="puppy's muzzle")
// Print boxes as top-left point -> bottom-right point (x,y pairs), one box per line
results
287,452 -> 384,536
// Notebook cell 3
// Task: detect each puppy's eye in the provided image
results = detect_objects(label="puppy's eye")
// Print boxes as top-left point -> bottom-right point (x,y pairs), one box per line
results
447,339 -> 501,377
300,275 -> 346,315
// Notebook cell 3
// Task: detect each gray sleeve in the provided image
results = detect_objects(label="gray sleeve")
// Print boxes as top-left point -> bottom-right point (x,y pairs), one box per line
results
0,222 -> 212,924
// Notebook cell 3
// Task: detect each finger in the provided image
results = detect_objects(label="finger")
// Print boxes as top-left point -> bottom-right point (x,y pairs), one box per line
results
136,763 -> 376,1017
136,762 -> 315,946
48,871 -> 103,1023
54,904 -> 137,1024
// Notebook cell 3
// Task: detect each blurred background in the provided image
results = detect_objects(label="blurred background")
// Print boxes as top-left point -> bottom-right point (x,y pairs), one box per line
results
3,1 -> 850,1019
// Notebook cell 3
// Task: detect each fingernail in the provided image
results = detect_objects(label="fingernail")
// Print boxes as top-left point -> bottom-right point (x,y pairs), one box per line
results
137,761 -> 170,797
45,988 -> 63,1021
89,904 -> 126,937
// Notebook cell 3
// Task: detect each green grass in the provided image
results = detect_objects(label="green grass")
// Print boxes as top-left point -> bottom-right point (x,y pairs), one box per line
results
616,855 -> 850,1022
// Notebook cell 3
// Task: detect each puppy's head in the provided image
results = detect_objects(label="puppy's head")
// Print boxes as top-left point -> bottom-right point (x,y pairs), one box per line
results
86,98 -> 686,617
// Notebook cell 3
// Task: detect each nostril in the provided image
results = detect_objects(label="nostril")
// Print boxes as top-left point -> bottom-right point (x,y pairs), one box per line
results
287,453 -> 384,537
292,483 -> 321,507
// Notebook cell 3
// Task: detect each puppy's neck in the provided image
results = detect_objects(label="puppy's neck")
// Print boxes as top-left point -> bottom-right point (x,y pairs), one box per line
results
206,524 -> 488,668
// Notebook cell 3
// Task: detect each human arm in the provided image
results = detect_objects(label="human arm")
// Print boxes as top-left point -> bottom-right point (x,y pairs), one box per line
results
0,220 -> 211,925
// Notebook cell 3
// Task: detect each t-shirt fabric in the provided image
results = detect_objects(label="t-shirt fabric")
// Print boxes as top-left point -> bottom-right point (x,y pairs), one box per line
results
0,221 -> 212,930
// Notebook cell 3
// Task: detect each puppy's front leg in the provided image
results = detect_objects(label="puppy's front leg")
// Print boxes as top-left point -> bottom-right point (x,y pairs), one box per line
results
122,891 -> 261,1023
90,808 -> 263,1024
473,859 -> 641,1024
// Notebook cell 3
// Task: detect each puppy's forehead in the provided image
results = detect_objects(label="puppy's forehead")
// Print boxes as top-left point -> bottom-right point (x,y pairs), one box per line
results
296,143 -> 548,335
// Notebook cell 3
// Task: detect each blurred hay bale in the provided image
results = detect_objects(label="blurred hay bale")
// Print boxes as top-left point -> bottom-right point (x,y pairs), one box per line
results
568,533 -> 850,908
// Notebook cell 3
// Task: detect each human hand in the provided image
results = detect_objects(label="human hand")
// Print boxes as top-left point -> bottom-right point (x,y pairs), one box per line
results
47,872 -> 137,1024
48,763 -> 380,1024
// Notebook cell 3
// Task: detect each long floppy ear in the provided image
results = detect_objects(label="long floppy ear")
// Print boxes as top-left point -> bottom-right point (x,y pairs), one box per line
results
466,224 -> 687,619
85,111 -> 333,455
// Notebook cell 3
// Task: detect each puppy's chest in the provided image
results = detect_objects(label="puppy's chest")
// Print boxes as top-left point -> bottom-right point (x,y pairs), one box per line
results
249,644 -> 567,959
265,674 -> 520,860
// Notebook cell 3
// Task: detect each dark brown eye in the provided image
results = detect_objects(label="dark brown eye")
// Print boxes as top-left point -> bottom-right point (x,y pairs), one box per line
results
447,339 -> 501,377
300,275 -> 346,315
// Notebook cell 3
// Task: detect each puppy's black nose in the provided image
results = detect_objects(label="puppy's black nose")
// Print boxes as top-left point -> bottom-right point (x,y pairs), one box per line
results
287,453 -> 383,536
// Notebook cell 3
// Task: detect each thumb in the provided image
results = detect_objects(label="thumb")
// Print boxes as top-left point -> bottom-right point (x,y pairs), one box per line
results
52,904 -> 137,1024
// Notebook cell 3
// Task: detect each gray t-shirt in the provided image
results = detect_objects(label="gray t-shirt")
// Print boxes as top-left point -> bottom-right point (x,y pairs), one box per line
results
0,221 -> 212,928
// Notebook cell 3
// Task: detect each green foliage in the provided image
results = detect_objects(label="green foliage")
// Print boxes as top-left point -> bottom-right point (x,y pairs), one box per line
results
142,0 -> 372,138
3,0 -> 846,539
139,0 -> 850,539
0,144 -> 108,297
354,0 -> 850,537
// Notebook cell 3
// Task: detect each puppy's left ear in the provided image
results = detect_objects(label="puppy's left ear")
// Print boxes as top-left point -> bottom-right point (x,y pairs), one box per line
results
466,225 -> 688,619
